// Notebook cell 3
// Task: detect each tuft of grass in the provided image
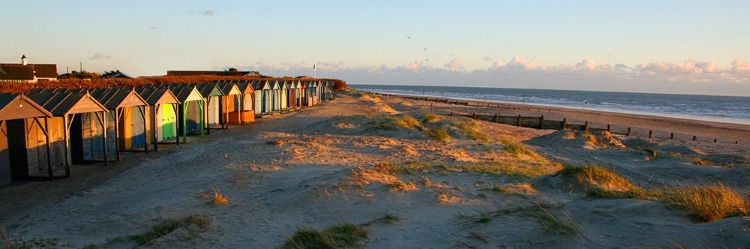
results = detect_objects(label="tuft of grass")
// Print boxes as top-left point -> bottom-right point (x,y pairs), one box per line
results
691,157 -> 709,166
638,147 -> 658,159
388,181 -> 418,191
528,202 -> 579,235
561,165 -> 640,198
456,120 -> 491,142
392,115 -> 420,128
281,222 -> 369,249
499,137 -> 534,156
130,213 -> 210,246
362,212 -> 402,226
493,183 -> 537,196
421,112 -> 442,123
582,132 -> 598,145
666,182 -> 750,223
423,127 -> 451,145
199,187 -> 229,205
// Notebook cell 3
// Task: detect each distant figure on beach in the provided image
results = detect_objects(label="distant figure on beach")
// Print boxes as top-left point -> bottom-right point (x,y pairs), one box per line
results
583,100 -> 588,105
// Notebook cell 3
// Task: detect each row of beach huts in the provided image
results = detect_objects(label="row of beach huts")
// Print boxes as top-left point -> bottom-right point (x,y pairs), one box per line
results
0,79 -> 335,186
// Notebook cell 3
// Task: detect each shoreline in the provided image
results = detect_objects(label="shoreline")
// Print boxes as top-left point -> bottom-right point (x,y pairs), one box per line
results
370,92 -> 750,146
367,91 -> 750,126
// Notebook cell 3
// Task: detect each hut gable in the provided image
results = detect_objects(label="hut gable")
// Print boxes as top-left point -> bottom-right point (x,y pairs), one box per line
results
0,94 -> 52,120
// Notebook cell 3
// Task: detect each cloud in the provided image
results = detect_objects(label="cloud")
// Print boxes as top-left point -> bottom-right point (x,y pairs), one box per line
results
89,53 -> 112,60
575,58 -> 597,70
149,26 -> 158,30
482,56 -> 493,61
732,58 -> 749,71
444,59 -> 463,71
505,56 -> 537,70
198,10 -> 215,16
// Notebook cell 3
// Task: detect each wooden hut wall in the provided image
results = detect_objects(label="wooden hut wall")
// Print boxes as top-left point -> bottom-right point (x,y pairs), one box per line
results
0,121 -> 8,184
6,117 -> 66,179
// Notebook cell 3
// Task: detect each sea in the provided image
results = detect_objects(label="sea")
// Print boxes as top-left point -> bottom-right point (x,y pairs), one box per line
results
350,84 -> 750,125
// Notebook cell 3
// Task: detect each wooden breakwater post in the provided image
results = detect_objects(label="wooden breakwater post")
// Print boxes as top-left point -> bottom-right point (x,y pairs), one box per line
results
584,121 -> 589,132
692,136 -> 697,141
494,114 -> 498,123
472,113 -> 476,119
540,115 -> 545,129
430,103 -> 433,112
627,127 -> 632,136
562,118 -> 567,130
606,124 -> 610,132
648,130 -> 653,138
714,139 -> 717,142
670,133 -> 674,139
517,115 -> 522,127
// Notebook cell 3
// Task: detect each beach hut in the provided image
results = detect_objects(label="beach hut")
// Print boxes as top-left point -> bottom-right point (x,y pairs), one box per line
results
216,81 -> 241,128
252,80 -> 272,115
291,80 -> 303,109
75,88 -> 150,159
0,93 -> 56,184
27,91 -> 110,172
162,84 -> 204,142
217,80 -> 255,124
285,80 -> 298,110
193,83 -> 223,132
268,80 -> 282,113
279,80 -> 289,112
136,85 -> 180,151
300,81 -> 310,107
308,80 -> 319,106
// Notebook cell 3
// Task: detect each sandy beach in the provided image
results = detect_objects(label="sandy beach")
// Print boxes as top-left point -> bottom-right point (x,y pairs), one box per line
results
1,90 -> 749,248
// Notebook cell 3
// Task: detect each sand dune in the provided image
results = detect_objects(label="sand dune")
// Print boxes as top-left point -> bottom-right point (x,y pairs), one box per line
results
1,91 -> 748,248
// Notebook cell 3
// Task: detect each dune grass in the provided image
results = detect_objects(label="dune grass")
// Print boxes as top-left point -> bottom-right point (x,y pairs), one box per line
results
492,183 -> 537,196
421,112 -> 442,123
130,213 -> 210,246
561,165 -> 642,198
199,187 -> 228,205
499,137 -> 535,156
528,202 -> 579,235
423,127 -> 451,145
666,182 -> 750,223
391,115 -> 420,129
281,222 -> 369,249
455,120 -> 491,142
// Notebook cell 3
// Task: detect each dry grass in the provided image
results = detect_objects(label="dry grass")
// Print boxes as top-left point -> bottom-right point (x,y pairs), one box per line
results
561,165 -> 640,198
582,133 -> 598,145
391,115 -> 420,128
281,222 -> 369,249
130,213 -> 210,246
528,202 -> 579,235
493,183 -> 537,196
424,127 -> 451,144
691,157 -> 709,166
456,120 -> 491,142
421,112 -> 442,123
666,182 -> 750,223
199,187 -> 228,205
499,137 -> 535,156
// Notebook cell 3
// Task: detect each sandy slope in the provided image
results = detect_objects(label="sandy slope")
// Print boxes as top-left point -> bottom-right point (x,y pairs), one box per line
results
1,91 -> 749,248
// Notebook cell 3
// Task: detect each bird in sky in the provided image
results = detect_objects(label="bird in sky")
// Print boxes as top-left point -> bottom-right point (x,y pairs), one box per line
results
406,35 -> 411,39
422,47 -> 430,51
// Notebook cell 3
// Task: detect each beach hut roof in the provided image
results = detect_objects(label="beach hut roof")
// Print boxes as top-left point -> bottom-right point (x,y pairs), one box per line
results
27,91 -> 108,116
217,82 -> 241,95
161,84 -> 203,102
192,83 -> 223,97
251,80 -> 270,90
233,81 -> 255,94
136,85 -> 180,105
0,93 -> 53,120
65,87 -> 149,110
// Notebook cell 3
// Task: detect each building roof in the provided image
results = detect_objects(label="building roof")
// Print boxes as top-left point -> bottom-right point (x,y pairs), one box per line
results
167,70 -> 260,77
0,65 -> 35,80
0,63 -> 58,80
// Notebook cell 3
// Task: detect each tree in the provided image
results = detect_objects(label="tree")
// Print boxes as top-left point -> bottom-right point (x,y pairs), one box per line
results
226,67 -> 238,72
101,70 -> 123,78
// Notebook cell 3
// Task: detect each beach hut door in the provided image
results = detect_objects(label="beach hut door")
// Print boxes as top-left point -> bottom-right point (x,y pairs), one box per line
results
131,107 -> 146,148
162,104 -> 175,140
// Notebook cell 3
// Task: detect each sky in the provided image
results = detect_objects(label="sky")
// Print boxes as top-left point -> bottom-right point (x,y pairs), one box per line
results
2,1 -> 749,96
